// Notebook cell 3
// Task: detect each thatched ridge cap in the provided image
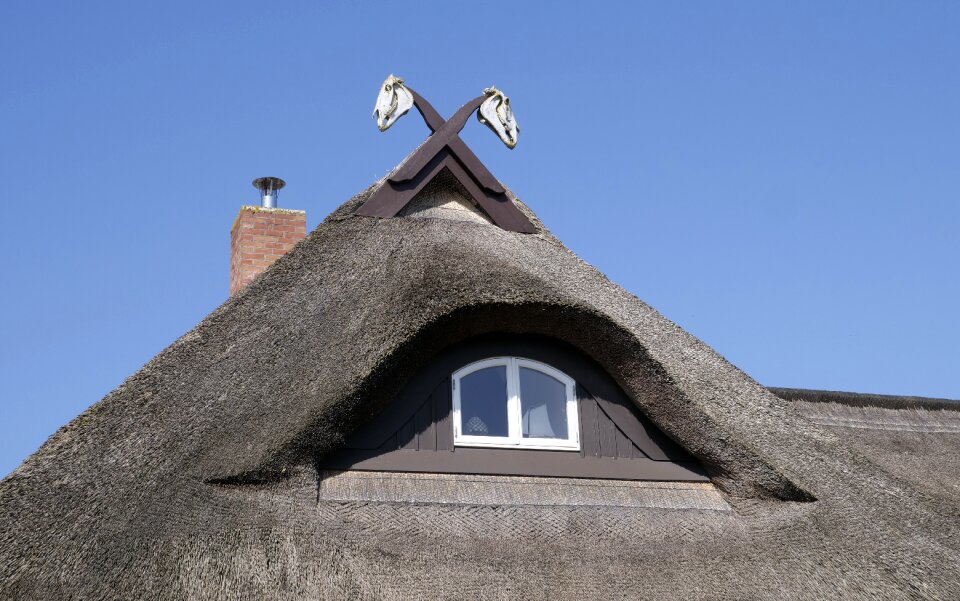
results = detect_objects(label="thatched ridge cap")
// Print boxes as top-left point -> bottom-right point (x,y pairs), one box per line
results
770,387 -> 960,411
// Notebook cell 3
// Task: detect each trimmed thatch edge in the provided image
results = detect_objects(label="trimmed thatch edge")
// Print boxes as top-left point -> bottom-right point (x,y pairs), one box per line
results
769,387 -> 960,412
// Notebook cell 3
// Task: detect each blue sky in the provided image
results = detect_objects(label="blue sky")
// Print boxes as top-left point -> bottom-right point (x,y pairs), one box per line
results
1,1 -> 958,476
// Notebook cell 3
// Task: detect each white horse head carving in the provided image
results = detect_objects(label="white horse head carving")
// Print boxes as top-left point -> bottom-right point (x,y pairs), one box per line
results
373,75 -> 414,132
478,86 -> 519,149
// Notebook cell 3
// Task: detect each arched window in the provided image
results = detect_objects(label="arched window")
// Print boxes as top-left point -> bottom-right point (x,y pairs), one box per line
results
452,357 -> 580,450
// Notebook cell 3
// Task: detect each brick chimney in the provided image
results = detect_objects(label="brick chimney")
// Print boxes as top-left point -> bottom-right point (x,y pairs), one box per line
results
229,177 -> 306,295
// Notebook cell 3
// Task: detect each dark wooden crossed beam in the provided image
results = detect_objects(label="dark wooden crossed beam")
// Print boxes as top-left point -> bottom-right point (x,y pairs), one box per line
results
355,89 -> 536,233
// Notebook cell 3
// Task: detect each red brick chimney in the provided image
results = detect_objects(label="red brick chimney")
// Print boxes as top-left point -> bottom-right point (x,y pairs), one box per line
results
229,177 -> 306,295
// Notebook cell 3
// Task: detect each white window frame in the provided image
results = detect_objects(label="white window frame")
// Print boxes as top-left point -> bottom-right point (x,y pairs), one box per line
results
451,357 -> 580,451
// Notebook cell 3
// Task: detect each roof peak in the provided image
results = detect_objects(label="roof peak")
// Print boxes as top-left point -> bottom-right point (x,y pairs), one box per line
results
397,167 -> 495,226
355,76 -> 536,233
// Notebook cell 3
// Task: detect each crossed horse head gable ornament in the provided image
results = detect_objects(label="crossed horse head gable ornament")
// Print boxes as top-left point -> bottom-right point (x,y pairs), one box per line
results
372,75 -> 519,149
358,75 -> 535,233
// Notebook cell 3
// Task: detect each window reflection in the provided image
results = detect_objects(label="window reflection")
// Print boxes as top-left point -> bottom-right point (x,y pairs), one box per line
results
519,367 -> 568,439
459,366 -> 509,437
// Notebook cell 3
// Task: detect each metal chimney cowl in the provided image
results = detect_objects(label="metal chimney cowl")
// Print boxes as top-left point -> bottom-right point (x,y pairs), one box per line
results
252,177 -> 286,209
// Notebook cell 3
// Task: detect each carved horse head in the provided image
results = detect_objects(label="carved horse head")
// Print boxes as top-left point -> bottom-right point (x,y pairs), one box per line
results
372,74 -> 414,132
478,87 -> 519,149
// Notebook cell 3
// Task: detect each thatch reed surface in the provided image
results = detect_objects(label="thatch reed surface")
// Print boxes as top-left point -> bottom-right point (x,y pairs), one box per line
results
771,387 -> 960,411
316,470 -> 730,510
2,176 -> 958,599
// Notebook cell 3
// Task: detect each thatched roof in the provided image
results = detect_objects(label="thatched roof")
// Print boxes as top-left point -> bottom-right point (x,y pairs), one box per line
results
2,170 -> 959,600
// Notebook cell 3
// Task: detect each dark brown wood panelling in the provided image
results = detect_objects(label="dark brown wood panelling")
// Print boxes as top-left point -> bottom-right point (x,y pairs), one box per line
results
597,406 -> 618,457
323,448 -> 707,482
578,393 -> 601,457
434,380 -> 454,451
398,416 -> 416,450
614,429 -> 631,459
415,398 -> 434,451
321,337 -> 707,481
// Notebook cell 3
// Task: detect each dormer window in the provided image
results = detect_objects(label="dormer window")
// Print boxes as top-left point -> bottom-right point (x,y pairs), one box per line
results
452,358 -> 580,450
321,338 -> 707,482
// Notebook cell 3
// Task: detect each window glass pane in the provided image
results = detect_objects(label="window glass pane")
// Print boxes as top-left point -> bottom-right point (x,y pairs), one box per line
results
519,367 -> 569,439
459,366 -> 509,437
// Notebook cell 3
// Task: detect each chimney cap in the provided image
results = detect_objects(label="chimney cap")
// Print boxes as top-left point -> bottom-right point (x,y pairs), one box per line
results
252,177 -> 286,192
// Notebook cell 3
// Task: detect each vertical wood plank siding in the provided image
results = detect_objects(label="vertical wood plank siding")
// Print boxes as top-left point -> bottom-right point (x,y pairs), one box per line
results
319,337 -> 707,481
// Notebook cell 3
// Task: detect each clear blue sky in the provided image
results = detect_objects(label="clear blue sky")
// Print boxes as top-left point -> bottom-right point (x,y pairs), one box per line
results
1,1 -> 958,477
